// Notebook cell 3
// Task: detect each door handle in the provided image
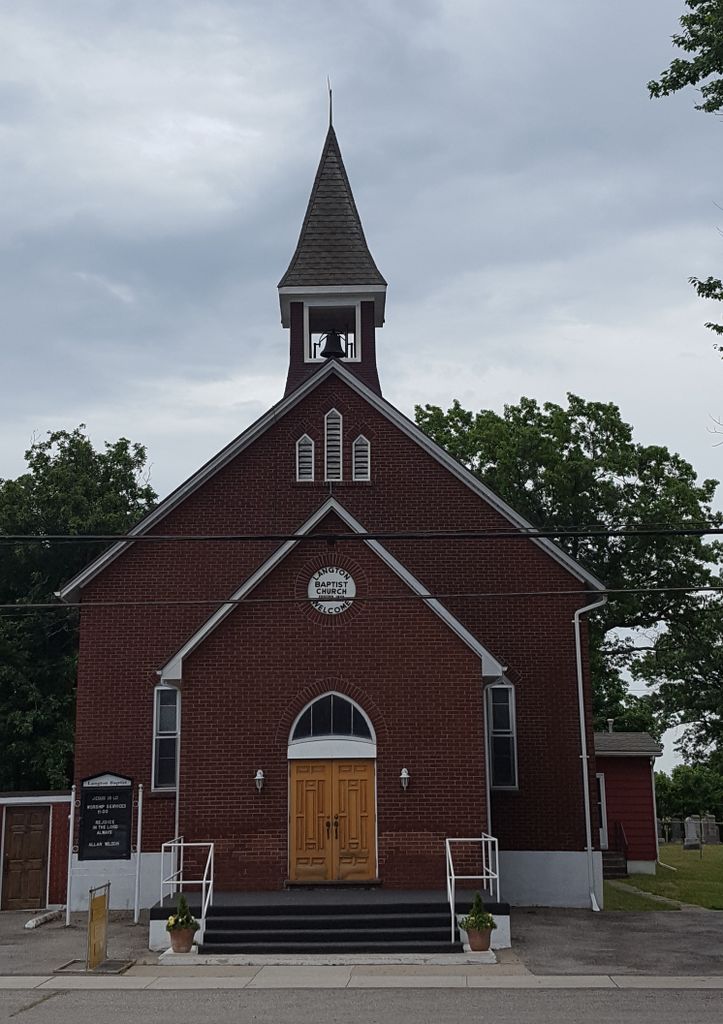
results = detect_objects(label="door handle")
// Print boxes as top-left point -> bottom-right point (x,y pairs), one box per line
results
333,814 -> 339,839
325,819 -> 331,839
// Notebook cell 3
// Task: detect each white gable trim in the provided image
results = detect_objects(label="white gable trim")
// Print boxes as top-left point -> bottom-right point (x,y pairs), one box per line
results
159,497 -> 506,683
59,360 -> 604,601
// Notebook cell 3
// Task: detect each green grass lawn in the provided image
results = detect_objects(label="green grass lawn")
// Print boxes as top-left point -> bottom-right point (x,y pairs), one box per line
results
603,881 -> 679,911
627,843 -> 723,909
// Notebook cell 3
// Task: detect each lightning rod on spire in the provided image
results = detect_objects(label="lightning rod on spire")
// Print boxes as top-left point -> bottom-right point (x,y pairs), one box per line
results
327,77 -> 333,128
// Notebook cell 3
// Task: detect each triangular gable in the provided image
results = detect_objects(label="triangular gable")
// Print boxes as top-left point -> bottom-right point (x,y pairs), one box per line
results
58,360 -> 605,601
159,497 -> 506,683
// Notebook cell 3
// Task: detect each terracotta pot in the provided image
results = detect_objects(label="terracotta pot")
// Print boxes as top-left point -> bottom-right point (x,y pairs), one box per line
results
466,927 -> 492,952
168,926 -> 196,953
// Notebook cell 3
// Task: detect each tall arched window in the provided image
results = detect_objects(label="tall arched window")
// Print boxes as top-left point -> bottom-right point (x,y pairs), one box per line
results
288,692 -> 376,759
296,434 -> 314,481
153,684 -> 180,790
324,409 -> 343,481
487,684 -> 518,790
352,435 -> 371,481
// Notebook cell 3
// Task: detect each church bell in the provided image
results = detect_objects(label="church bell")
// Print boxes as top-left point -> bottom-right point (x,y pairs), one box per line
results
319,330 -> 346,360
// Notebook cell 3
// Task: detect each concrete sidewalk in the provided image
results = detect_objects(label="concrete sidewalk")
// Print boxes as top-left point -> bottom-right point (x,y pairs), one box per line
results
2,970 -> 723,989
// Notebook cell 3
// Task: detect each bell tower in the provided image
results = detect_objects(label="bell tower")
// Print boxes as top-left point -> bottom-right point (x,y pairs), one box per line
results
279,125 -> 387,397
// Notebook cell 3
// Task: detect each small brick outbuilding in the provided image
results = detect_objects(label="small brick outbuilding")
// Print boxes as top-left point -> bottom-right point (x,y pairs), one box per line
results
594,731 -> 662,875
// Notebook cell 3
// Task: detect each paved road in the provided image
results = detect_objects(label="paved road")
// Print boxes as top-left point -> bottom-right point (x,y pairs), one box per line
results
1,988 -> 723,1023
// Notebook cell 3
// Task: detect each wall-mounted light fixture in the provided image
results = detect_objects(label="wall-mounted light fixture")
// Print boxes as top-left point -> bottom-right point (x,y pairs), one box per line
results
400,768 -> 410,791
254,769 -> 265,792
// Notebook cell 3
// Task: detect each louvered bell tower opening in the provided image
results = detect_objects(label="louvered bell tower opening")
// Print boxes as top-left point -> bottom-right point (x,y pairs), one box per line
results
307,304 -> 358,362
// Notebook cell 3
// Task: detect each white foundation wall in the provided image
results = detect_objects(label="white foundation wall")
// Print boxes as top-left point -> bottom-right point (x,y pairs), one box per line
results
68,853 -> 162,911
627,859 -> 656,875
498,851 -> 603,908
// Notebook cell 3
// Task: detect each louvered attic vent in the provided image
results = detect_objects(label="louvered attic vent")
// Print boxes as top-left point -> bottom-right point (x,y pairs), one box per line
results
352,435 -> 371,481
325,409 -> 342,481
296,435 -> 314,481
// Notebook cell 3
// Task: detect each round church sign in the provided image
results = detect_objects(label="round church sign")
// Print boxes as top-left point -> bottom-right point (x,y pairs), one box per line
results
308,566 -> 356,615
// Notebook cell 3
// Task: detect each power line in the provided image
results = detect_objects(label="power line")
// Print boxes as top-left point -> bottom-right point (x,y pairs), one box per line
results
1,526 -> 722,544
1,584 -> 721,612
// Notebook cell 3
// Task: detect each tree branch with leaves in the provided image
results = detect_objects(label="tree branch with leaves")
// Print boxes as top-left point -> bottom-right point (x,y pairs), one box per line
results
648,0 -> 723,348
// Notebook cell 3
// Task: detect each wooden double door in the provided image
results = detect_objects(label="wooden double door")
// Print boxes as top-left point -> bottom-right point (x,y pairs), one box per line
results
1,806 -> 50,910
290,760 -> 376,882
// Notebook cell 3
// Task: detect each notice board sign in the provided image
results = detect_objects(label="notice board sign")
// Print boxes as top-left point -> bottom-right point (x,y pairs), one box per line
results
78,773 -> 133,861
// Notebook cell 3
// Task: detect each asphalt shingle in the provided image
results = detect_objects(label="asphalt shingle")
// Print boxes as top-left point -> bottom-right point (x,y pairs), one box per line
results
278,127 -> 386,289
594,732 -> 663,756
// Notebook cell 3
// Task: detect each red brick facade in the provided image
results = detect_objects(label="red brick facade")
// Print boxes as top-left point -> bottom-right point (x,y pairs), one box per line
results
70,371 -> 601,891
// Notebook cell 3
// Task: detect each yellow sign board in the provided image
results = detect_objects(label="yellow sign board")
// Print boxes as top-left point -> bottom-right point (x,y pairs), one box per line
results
87,884 -> 109,970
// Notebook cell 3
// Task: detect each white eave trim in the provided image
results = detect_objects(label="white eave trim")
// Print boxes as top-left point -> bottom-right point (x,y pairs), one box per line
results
159,496 -> 506,683
278,285 -> 386,328
278,285 -> 386,294
59,359 -> 604,602
0,795 -> 72,805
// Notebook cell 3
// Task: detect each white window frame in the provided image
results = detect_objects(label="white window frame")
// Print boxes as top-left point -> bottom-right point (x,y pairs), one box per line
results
352,434 -> 371,482
296,434 -> 315,482
303,300 -> 362,363
324,408 -> 343,482
288,691 -> 376,759
487,683 -> 518,790
596,772 -> 609,850
152,684 -> 180,791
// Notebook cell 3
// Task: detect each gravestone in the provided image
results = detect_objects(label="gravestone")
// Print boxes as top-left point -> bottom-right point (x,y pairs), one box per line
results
657,818 -> 665,842
683,815 -> 701,850
669,819 -> 683,843
702,815 -> 721,845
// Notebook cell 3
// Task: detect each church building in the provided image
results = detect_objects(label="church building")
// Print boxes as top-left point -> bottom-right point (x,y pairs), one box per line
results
57,122 -> 606,926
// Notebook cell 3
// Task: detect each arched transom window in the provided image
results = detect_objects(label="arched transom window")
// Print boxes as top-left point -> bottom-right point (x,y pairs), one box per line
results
288,692 -> 376,759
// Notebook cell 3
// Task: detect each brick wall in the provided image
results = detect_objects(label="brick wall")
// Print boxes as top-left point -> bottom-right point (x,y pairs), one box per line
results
72,373 -> 600,888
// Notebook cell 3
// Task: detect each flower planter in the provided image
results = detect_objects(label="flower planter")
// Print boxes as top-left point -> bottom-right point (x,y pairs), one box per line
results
168,926 -> 196,953
466,926 -> 492,952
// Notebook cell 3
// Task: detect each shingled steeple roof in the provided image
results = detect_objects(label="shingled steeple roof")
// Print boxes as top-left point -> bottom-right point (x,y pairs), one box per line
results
278,127 -> 386,289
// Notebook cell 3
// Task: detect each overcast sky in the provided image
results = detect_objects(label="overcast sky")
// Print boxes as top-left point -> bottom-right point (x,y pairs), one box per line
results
0,2 -> 719,766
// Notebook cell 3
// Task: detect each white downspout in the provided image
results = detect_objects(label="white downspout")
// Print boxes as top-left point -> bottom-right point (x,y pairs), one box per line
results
573,594 -> 608,912
482,679 -> 493,837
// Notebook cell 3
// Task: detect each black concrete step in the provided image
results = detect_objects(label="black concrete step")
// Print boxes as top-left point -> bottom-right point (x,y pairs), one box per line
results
203,926 -> 453,944
206,911 -> 449,929
204,902 -> 459,918
199,901 -> 469,954
602,852 -> 628,879
199,940 -> 464,954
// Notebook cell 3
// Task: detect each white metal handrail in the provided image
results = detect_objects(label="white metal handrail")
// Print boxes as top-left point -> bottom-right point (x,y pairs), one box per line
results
445,835 -> 500,942
161,837 -> 215,940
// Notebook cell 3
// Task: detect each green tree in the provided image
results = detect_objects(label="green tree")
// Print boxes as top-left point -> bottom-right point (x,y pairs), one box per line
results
657,764 -> 723,819
654,770 -> 675,819
415,394 -> 721,733
635,595 -> 723,760
648,0 -> 723,347
0,427 -> 156,789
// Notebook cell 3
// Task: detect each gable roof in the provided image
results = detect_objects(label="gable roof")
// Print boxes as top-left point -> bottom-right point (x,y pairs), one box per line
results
58,360 -> 605,602
159,497 -> 506,682
594,732 -> 663,757
278,126 -> 386,289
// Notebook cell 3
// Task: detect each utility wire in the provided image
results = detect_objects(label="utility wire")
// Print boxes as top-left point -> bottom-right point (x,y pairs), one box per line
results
1,526 -> 722,544
1,584 -> 722,612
